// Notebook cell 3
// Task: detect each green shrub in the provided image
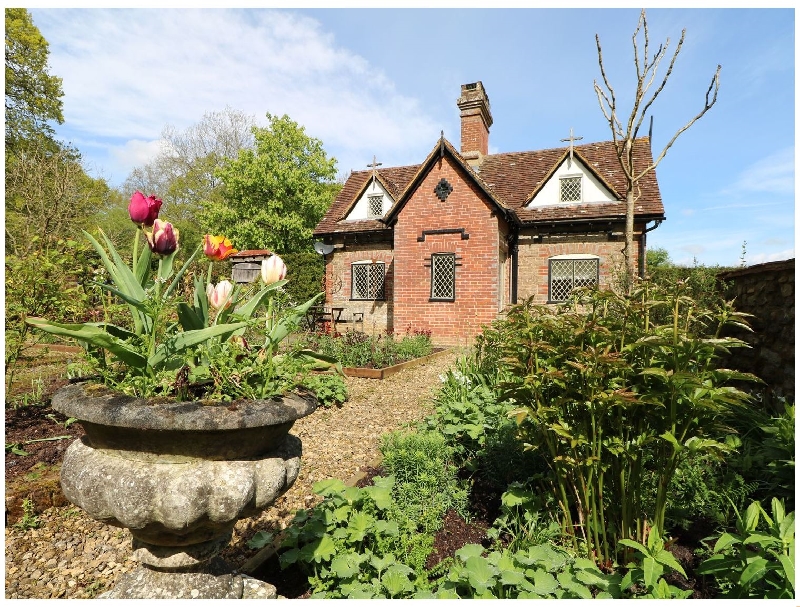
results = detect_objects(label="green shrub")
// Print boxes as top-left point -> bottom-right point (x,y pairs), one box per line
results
280,251 -> 324,306
486,282 -> 759,564
299,329 -> 433,369
723,402 -> 795,511
696,498 -> 795,598
380,430 -> 468,534
301,373 -> 348,407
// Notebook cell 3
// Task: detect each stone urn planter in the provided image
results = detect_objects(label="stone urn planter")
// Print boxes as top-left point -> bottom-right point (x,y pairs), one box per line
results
51,381 -> 318,599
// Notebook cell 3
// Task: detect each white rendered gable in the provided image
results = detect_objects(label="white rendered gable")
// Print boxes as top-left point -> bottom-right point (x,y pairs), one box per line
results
526,156 -> 616,208
345,178 -> 394,220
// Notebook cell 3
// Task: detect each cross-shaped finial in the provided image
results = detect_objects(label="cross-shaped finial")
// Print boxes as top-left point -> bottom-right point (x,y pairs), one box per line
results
560,127 -> 583,166
367,155 -> 382,176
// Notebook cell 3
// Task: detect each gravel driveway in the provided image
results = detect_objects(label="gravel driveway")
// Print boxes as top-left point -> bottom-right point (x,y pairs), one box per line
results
4,349 -> 461,599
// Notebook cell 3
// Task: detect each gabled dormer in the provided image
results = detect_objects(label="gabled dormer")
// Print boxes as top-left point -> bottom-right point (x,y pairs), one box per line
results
526,151 -> 619,209
343,175 -> 394,221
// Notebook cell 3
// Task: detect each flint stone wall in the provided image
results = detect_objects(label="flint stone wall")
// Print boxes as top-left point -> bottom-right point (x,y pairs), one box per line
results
718,258 -> 795,402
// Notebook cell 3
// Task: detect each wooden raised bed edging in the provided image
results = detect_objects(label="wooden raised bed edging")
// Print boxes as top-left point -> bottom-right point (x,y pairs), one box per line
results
341,347 -> 451,380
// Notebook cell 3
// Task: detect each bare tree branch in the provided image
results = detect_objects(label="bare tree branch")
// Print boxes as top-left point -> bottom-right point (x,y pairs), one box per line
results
594,9 -> 721,292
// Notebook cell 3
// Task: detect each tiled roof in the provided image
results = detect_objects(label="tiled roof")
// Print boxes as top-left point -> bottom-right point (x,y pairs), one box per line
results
313,137 -> 664,236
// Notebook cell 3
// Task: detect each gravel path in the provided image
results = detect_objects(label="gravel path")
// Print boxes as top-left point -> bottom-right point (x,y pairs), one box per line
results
4,349 -> 461,599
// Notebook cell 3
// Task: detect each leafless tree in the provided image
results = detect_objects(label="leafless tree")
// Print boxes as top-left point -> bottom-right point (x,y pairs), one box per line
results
594,9 -> 721,292
123,107 -> 256,223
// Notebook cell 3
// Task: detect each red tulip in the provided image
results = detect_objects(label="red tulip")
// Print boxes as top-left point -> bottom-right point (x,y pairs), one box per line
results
128,191 -> 162,227
261,254 -> 287,285
203,234 -> 238,260
146,219 -> 179,256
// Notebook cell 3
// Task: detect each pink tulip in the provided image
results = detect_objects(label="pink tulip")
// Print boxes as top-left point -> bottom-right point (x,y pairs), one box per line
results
146,219 -> 179,256
206,280 -> 234,310
128,191 -> 162,227
261,254 -> 287,285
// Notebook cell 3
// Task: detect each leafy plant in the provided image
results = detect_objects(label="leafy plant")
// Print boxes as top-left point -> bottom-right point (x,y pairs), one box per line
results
487,482 -> 561,552
301,373 -> 348,407
299,328 -> 433,369
433,543 -> 621,599
491,281 -> 759,564
278,477 -> 429,598
618,526 -> 693,598
696,498 -> 795,598
13,498 -> 41,530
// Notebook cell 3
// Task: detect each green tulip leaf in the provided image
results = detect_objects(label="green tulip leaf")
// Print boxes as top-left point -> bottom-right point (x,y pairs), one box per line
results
26,318 -> 146,369
176,303 -> 205,331
148,322 -> 248,370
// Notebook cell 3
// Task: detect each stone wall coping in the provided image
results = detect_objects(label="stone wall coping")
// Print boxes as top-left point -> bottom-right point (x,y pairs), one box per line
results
719,258 -> 795,280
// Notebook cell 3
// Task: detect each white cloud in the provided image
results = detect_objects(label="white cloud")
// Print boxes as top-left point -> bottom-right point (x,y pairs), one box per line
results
33,8 -> 441,182
747,248 -> 795,265
109,139 -> 163,172
724,147 -> 794,196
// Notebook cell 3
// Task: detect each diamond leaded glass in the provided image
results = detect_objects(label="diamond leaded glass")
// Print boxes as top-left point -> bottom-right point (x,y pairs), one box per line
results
351,263 -> 385,300
431,254 -> 456,300
368,195 -> 383,217
560,176 -> 581,202
549,258 -> 598,302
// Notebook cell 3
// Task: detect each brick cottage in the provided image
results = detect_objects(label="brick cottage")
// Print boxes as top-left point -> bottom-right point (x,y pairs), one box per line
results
313,82 -> 665,345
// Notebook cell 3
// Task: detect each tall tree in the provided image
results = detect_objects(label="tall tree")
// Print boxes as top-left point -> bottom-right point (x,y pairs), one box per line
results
5,8 -> 64,154
124,107 -> 256,237
205,113 -> 340,253
594,9 -> 720,292
5,143 -> 112,256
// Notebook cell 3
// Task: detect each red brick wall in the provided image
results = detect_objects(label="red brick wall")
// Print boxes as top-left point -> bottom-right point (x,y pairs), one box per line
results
461,113 -> 489,157
393,156 -> 505,345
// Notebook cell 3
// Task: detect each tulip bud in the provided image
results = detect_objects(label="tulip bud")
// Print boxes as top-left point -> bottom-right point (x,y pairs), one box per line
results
146,219 -> 179,256
203,234 -> 238,260
261,254 -> 287,285
128,191 -> 162,227
206,280 -> 234,310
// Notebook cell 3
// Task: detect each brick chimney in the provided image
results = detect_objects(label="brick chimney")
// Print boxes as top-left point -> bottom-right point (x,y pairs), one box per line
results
457,81 -> 493,167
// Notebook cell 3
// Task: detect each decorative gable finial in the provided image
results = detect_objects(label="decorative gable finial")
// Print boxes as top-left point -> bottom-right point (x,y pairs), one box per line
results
439,130 -> 445,159
560,127 -> 583,167
367,155 -> 382,180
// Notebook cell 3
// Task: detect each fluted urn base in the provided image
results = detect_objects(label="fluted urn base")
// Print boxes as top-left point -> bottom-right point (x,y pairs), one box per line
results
100,558 -> 277,599
51,382 -> 317,600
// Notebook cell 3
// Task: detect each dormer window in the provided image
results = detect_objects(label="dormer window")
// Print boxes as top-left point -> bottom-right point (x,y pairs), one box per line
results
560,176 -> 582,203
368,195 -> 383,217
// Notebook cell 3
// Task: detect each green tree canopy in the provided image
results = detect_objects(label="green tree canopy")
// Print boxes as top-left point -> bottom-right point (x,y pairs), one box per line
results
204,113 -> 340,254
5,8 -> 64,154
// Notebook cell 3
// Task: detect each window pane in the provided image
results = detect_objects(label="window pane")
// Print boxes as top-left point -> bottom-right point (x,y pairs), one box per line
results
549,258 -> 598,302
431,254 -> 455,299
368,195 -> 383,217
560,177 -> 581,202
352,265 -> 369,299
352,263 -> 384,300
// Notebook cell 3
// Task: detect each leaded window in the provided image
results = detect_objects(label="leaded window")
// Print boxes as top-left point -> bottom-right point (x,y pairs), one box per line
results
431,253 -> 456,301
560,176 -> 582,203
368,195 -> 383,217
549,257 -> 599,302
351,262 -> 385,300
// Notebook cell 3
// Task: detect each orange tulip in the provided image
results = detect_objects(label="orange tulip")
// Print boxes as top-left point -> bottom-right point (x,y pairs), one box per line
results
203,234 -> 238,260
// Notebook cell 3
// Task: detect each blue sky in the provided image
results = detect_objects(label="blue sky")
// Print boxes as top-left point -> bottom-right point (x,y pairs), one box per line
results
29,6 -> 794,267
